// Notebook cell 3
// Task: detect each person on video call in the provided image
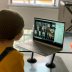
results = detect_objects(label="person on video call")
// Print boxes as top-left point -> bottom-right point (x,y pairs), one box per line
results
0,10 -> 24,72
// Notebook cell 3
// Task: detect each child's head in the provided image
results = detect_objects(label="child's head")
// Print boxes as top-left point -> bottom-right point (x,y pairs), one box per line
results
0,10 -> 24,41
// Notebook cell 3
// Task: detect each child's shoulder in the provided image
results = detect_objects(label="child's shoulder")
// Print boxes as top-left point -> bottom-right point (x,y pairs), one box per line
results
9,48 -> 24,61
12,48 -> 23,56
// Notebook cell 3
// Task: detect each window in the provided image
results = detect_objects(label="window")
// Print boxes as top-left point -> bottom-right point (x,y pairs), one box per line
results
10,0 -> 59,7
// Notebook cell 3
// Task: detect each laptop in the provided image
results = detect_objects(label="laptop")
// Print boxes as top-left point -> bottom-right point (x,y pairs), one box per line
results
33,18 -> 65,54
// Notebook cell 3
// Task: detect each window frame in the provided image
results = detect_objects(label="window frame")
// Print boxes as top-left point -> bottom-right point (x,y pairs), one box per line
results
9,0 -> 59,8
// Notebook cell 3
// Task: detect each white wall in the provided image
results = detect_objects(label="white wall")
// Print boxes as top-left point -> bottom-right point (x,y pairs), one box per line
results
0,0 -> 8,10
9,6 -> 59,29
0,0 -> 71,29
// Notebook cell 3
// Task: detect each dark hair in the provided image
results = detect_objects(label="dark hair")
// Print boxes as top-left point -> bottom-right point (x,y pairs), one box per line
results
0,10 -> 24,41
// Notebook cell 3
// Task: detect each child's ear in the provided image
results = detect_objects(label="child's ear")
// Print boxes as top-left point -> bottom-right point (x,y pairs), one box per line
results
14,30 -> 23,41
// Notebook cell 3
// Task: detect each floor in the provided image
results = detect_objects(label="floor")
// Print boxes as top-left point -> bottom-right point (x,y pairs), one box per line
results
22,52 -> 72,72
56,53 -> 72,72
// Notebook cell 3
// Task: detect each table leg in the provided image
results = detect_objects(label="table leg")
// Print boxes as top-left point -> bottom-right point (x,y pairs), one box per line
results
27,52 -> 37,63
46,53 -> 56,68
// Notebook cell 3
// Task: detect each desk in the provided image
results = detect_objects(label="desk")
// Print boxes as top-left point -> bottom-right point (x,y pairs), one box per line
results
14,29 -> 62,56
14,30 -> 72,53
14,30 -> 71,72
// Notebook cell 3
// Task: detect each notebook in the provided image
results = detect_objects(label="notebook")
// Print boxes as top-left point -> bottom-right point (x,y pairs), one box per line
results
33,18 -> 65,50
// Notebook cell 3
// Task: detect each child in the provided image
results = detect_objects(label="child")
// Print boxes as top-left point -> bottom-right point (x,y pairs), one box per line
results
0,10 -> 24,72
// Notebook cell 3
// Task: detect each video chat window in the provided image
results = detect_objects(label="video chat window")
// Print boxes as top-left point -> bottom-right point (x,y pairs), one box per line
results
34,21 -> 56,42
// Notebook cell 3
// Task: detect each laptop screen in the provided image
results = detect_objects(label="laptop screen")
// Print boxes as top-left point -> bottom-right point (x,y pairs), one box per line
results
33,18 -> 65,48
